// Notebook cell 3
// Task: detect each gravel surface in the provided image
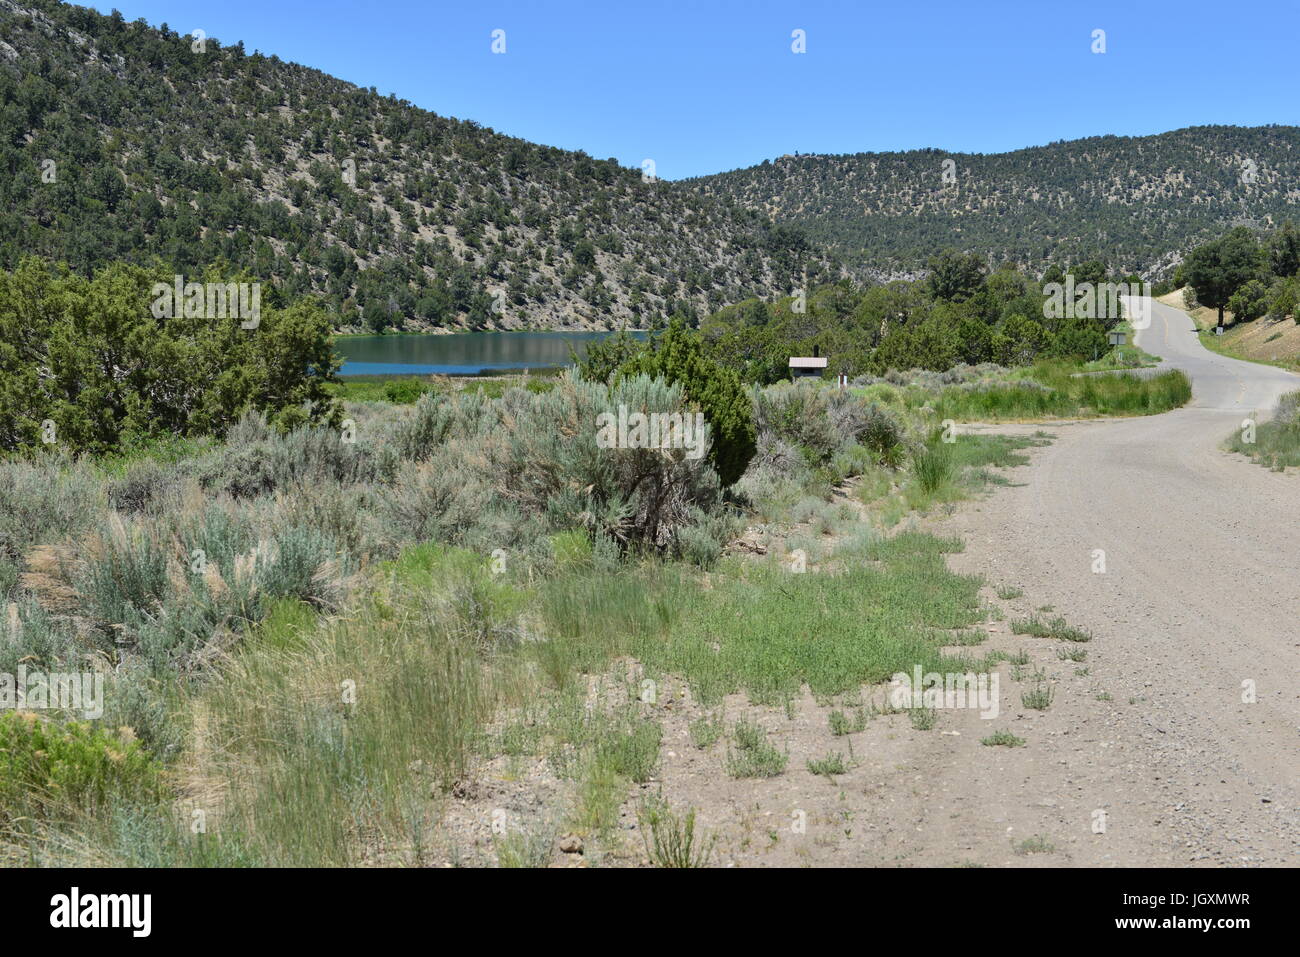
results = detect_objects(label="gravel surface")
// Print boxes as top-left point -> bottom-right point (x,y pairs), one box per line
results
933,297 -> 1300,866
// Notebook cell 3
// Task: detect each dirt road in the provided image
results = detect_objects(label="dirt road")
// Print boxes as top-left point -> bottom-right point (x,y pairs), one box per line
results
927,297 -> 1299,865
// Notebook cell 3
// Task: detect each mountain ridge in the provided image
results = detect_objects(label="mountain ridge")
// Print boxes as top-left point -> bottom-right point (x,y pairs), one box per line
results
687,124 -> 1300,279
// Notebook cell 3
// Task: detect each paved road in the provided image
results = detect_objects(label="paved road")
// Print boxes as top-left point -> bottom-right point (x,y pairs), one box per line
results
932,298 -> 1300,865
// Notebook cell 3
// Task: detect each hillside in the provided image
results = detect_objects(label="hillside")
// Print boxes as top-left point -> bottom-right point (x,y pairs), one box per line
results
0,0 -> 835,332
688,126 -> 1300,279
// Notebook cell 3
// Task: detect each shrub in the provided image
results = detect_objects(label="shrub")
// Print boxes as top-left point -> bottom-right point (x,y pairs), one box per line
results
488,372 -> 724,552
81,513 -> 170,632
725,719 -> 788,778
752,381 -> 840,464
98,664 -> 187,763
0,258 -> 340,454
910,442 -> 956,495
0,711 -> 164,823
0,557 -> 17,602
574,329 -> 647,384
751,382 -> 904,479
201,413 -> 391,498
616,320 -> 756,486
383,374 -> 733,560
732,464 -> 805,522
0,458 -> 103,564
382,379 -> 431,404
252,525 -> 353,610
105,458 -> 188,514
830,393 -> 905,457
750,433 -> 809,480
0,599 -> 79,673
383,453 -> 496,546
673,505 -> 740,569
594,717 -> 662,784
638,795 -> 715,868
393,390 -> 499,462
271,480 -> 379,557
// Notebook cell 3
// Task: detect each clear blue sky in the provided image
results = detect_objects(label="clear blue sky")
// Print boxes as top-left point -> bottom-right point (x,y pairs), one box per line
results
88,0 -> 1299,179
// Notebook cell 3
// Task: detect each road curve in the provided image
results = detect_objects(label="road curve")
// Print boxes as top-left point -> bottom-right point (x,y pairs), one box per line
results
935,298 -> 1300,865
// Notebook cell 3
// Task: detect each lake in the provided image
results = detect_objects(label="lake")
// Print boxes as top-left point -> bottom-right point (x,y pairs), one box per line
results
335,330 -> 647,376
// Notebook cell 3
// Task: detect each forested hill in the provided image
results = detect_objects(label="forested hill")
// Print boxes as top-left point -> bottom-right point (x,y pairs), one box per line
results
0,0 -> 835,332
687,126 -> 1300,279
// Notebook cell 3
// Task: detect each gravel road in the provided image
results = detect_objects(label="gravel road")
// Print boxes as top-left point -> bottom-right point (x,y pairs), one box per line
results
925,297 -> 1299,866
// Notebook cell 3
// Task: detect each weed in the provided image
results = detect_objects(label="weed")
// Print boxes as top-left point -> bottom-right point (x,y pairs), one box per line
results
981,730 -> 1026,747
1014,834 -> 1056,855
1012,615 -> 1092,642
1021,677 -> 1055,710
828,708 -> 867,736
909,707 -> 938,730
637,795 -> 715,868
725,719 -> 788,778
688,714 -> 724,750
807,752 -> 849,778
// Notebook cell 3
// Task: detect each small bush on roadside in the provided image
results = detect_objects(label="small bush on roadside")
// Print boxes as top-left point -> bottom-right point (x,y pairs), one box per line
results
911,441 -> 957,495
638,795 -> 715,868
725,719 -> 788,778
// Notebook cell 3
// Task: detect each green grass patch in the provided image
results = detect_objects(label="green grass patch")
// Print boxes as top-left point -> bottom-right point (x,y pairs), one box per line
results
725,719 -> 788,778
538,530 -> 985,707
332,374 -> 557,405
1011,615 -> 1092,643
981,729 -> 1026,747
933,364 -> 1191,422
1226,394 -> 1300,469
806,752 -> 848,778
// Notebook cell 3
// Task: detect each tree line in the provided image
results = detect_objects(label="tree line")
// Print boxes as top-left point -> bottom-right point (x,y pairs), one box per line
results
680,251 -> 1133,383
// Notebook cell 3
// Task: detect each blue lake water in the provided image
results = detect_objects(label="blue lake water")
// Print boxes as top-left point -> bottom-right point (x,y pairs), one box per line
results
335,330 -> 646,376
